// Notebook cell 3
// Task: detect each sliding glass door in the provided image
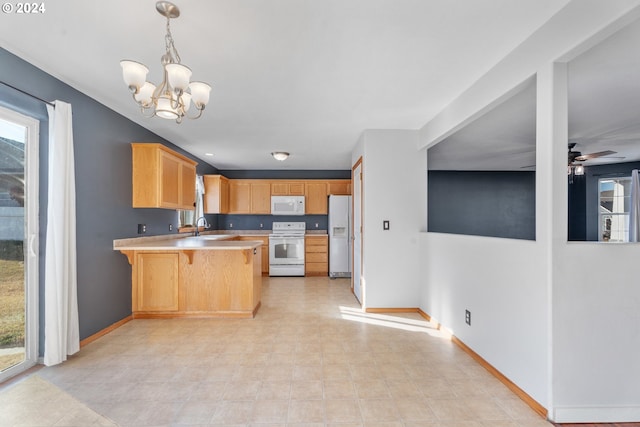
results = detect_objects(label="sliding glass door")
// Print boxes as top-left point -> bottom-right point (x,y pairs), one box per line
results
0,105 -> 38,381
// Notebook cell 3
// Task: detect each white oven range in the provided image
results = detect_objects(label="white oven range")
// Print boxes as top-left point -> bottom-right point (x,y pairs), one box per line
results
269,222 -> 305,276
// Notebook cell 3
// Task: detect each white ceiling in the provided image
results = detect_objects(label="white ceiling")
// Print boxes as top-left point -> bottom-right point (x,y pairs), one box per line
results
0,0 -> 571,170
428,13 -> 640,171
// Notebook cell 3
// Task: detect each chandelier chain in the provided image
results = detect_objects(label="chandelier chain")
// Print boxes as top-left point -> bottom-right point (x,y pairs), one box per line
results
164,16 -> 181,64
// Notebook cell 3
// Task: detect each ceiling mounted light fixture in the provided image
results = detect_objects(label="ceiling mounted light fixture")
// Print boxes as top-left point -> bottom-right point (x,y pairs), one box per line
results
568,164 -> 585,184
271,152 -> 290,161
120,1 -> 211,123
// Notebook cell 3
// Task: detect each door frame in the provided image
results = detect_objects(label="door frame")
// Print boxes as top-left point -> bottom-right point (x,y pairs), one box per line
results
351,157 -> 363,305
0,105 -> 39,382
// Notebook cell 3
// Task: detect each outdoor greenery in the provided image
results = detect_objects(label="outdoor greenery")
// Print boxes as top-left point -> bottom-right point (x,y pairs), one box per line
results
0,259 -> 24,348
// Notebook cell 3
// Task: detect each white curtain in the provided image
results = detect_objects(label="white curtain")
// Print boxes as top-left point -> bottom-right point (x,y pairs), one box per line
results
630,169 -> 640,242
44,101 -> 79,366
195,175 -> 205,221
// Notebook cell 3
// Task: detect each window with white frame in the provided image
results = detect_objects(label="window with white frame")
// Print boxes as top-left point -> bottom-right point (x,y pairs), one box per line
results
598,176 -> 631,242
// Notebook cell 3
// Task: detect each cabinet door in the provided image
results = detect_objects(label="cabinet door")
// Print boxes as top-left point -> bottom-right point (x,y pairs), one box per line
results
179,161 -> 196,210
288,182 -> 305,195
305,235 -> 328,276
328,180 -> 351,195
160,151 -> 180,208
305,182 -> 328,214
251,182 -> 271,214
262,245 -> 268,275
271,181 -> 305,195
204,175 -> 230,214
220,178 -> 230,213
271,182 -> 288,195
136,253 -> 179,312
229,181 -> 252,213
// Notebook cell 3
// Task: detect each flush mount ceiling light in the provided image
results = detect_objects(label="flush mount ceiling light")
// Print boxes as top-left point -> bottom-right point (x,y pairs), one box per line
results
271,152 -> 290,161
120,1 -> 211,123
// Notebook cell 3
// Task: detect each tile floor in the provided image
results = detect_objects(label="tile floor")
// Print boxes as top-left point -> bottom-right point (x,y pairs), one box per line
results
0,276 -> 553,427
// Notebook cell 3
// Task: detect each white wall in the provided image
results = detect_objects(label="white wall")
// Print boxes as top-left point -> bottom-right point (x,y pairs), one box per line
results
552,242 -> 640,422
419,233 -> 548,404
418,0 -> 640,422
355,129 -> 424,309
419,0 -> 640,151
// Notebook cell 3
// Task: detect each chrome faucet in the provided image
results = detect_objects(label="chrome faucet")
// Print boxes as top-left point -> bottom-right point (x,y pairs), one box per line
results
194,216 -> 209,236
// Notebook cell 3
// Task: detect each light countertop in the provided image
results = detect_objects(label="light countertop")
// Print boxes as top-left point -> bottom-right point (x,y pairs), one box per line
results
113,235 -> 262,251
113,229 -> 328,251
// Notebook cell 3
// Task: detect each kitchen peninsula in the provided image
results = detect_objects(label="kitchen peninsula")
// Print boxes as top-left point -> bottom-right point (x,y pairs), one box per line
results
114,235 -> 262,319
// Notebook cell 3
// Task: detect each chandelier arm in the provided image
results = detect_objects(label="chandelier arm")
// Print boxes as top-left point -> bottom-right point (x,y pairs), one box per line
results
130,92 -> 156,118
139,105 -> 157,119
169,90 -> 184,110
183,106 -> 205,120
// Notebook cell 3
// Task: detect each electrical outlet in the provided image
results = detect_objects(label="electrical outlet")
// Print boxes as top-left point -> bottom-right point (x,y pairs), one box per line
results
229,223 -> 233,228
315,223 -> 319,228
137,224 -> 146,234
259,223 -> 263,229
169,224 -> 173,231
465,310 -> 471,326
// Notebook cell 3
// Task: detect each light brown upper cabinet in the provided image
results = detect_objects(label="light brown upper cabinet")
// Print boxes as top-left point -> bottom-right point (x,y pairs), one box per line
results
327,179 -> 351,195
271,181 -> 305,196
203,175 -> 230,214
251,181 -> 271,214
229,180 -> 271,214
229,180 -> 252,213
305,181 -> 328,214
131,143 -> 197,210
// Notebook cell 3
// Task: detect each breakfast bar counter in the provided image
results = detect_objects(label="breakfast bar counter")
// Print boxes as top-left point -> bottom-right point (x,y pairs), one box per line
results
114,236 -> 263,319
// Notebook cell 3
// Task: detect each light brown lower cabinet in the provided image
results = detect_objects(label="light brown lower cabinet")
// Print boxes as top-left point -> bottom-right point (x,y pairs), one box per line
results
123,246 -> 262,318
135,252 -> 179,312
234,235 -> 269,275
305,235 -> 328,276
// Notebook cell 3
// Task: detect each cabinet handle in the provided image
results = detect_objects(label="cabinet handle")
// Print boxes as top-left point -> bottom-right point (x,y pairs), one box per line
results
253,248 -> 257,255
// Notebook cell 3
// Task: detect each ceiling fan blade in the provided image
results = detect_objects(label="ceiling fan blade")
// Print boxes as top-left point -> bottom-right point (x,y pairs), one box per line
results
575,150 -> 617,161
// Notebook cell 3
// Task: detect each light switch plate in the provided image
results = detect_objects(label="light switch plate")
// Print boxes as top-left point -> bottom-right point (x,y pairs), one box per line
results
383,220 -> 390,230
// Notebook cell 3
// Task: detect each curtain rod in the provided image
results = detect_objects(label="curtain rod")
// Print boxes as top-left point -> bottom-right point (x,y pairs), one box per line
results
0,81 -> 55,107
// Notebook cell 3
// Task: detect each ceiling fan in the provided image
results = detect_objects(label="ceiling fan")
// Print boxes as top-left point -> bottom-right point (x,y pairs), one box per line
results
568,142 -> 618,164
568,142 -> 622,183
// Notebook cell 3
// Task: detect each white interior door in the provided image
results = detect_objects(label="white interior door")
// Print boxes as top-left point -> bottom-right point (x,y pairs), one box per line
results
352,160 -> 363,305
0,105 -> 39,382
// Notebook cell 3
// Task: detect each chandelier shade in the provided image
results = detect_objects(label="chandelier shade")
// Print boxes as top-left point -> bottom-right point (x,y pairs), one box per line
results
189,82 -> 211,107
121,60 -> 149,90
119,1 -> 211,123
165,63 -> 192,91
134,82 -> 156,106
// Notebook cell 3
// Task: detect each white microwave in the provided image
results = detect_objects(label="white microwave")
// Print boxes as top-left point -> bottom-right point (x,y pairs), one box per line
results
271,196 -> 305,216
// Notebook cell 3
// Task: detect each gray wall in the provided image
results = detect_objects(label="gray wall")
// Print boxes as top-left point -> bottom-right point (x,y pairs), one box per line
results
428,170 -> 536,240
1,48 -> 218,351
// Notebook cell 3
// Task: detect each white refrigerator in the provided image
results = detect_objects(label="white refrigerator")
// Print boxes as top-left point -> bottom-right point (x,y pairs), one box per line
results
328,195 -> 352,278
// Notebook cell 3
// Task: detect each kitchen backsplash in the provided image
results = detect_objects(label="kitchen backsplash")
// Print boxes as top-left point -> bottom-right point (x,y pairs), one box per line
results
216,214 -> 328,231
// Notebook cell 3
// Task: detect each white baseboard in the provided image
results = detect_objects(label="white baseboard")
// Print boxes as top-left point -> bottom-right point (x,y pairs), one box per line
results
552,405 -> 640,423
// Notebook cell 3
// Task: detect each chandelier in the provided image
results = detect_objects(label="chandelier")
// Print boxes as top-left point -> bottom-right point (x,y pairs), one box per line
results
120,1 -> 211,123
